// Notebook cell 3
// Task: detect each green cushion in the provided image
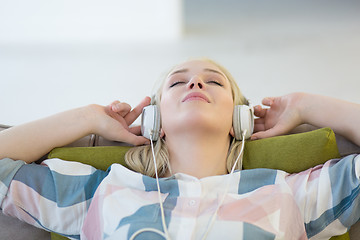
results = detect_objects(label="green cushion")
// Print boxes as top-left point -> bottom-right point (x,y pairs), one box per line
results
48,127 -> 348,240
48,145 -> 131,171
242,127 -> 341,172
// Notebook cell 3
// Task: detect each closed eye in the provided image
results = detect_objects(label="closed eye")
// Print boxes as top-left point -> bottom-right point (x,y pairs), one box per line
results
169,81 -> 186,88
207,80 -> 223,86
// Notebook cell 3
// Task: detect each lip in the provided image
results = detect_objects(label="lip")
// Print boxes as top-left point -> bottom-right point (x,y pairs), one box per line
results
182,92 -> 210,103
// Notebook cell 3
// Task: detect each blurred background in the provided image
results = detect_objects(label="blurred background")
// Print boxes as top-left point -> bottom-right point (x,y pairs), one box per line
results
0,0 -> 359,126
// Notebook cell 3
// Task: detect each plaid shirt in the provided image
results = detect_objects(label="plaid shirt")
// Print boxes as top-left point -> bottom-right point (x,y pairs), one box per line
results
1,154 -> 360,239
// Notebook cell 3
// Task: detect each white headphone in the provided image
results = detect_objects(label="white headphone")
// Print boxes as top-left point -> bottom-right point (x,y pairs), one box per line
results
141,104 -> 161,141
141,103 -> 254,141
232,104 -> 254,140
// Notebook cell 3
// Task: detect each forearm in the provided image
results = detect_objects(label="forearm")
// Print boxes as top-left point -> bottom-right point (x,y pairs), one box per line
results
0,106 -> 95,163
300,93 -> 360,146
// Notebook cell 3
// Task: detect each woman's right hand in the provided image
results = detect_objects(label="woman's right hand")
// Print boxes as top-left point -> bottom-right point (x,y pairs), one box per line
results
90,97 -> 151,146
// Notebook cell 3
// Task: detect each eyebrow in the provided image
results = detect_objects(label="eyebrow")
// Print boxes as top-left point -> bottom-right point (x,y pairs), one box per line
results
168,68 -> 226,79
203,68 -> 226,78
169,69 -> 188,76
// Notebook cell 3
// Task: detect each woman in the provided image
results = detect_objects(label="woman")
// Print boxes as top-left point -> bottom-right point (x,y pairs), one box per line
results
1,59 -> 360,239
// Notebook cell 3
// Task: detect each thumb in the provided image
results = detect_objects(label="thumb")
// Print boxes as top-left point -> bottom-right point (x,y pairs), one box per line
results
118,130 -> 150,146
251,126 -> 286,140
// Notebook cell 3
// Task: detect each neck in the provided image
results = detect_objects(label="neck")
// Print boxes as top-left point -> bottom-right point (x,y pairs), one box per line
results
164,132 -> 231,179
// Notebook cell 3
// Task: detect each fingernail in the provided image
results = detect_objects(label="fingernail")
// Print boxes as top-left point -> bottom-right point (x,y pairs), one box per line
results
112,105 -> 119,112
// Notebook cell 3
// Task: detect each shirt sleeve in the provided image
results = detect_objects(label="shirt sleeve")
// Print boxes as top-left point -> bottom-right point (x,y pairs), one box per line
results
286,154 -> 360,239
0,158 -> 26,205
0,158 -> 109,239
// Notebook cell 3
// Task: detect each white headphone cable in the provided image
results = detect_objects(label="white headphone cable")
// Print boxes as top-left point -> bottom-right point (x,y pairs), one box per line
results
200,130 -> 247,240
129,131 -> 171,240
130,130 -> 247,240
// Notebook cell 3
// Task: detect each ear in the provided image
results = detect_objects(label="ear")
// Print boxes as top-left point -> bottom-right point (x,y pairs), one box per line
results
160,128 -> 165,139
230,126 -> 235,138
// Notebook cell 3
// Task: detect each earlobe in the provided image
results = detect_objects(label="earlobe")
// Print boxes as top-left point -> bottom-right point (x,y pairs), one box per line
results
230,127 -> 235,137
160,129 -> 165,139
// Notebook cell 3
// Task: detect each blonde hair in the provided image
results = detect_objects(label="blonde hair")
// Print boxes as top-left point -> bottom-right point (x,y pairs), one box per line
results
125,58 -> 248,177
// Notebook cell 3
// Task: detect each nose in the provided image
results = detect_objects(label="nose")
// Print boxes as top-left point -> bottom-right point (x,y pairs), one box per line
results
188,76 -> 204,89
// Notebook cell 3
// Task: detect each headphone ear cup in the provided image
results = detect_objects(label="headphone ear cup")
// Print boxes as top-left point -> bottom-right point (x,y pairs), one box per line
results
141,105 -> 161,141
233,105 -> 254,140
233,106 -> 241,140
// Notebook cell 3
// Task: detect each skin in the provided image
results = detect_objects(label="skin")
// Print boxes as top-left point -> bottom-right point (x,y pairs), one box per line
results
252,92 -> 360,146
160,60 -> 235,178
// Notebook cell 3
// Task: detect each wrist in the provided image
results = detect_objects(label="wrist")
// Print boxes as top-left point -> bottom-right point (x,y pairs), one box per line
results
84,104 -> 112,136
295,92 -> 315,125
81,104 -> 101,135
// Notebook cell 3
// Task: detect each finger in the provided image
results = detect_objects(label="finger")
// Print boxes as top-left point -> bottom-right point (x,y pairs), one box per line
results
109,100 -> 121,111
254,117 -> 265,124
110,100 -> 120,105
253,105 -> 267,118
117,103 -> 132,117
253,118 -> 265,132
105,105 -> 130,131
129,125 -> 142,136
118,130 -> 150,146
253,122 -> 266,133
111,102 -> 132,115
124,96 -> 151,126
251,125 -> 287,140
262,97 -> 275,107
251,130 -> 275,140
254,118 -> 266,129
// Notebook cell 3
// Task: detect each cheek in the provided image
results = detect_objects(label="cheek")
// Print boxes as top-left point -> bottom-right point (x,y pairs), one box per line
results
219,93 -> 235,127
159,93 -> 174,130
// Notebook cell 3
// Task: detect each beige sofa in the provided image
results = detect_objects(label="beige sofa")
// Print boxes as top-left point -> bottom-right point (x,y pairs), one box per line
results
1,123 -> 360,239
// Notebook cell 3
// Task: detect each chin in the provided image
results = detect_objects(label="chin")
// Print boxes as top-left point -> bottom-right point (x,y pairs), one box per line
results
169,112 -> 230,135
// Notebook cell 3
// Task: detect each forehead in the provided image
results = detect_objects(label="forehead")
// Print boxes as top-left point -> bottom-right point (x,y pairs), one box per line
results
169,60 -> 223,74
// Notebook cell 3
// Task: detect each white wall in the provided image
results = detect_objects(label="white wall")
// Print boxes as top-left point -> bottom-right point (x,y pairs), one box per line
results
0,0 -> 182,44
0,0 -> 359,126
0,0 -> 183,125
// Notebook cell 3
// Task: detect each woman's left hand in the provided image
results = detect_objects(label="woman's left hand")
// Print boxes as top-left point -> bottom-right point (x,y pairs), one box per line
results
251,93 -> 305,140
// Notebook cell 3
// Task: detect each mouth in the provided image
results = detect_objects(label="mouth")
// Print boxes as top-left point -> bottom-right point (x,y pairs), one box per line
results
182,92 -> 210,103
